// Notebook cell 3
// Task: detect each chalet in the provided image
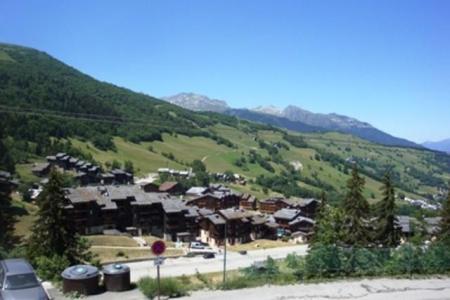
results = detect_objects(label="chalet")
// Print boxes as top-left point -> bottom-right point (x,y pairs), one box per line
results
424,217 -> 442,236
259,197 -> 318,217
273,208 -> 315,234
288,216 -> 315,234
240,193 -> 257,210
100,173 -> 115,185
186,191 -> 241,211
58,155 -> 71,169
185,186 -> 210,197
273,209 -> 303,229
31,163 -> 51,177
259,197 -> 286,214
250,214 -> 277,240
218,208 -> 253,245
396,215 -> 414,238
159,181 -> 184,195
75,172 -> 90,186
158,168 -> 192,179
140,182 -> 160,193
46,156 -> 57,164
75,160 -> 86,171
64,185 -> 197,241
68,157 -> 79,169
200,214 -> 226,247
200,208 -> 278,246
111,169 -> 133,184
0,171 -> 17,196
185,184 -> 241,211
281,198 -> 318,218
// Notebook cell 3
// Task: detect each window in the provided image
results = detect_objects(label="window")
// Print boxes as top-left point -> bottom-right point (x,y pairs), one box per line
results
5,273 -> 39,290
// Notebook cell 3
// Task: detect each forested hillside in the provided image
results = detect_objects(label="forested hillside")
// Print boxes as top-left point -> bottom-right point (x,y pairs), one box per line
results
1,43 -> 449,205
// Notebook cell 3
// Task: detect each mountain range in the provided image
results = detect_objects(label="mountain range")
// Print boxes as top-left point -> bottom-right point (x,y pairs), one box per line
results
163,93 -> 421,148
422,139 -> 450,153
1,43 -> 449,201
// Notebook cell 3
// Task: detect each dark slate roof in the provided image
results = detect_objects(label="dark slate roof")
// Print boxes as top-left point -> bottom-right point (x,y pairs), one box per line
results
207,214 -> 226,225
111,169 -> 126,175
65,185 -> 180,210
396,215 -> 412,233
282,198 -> 317,208
288,216 -> 315,226
186,187 -> 209,195
260,197 -> 284,204
32,162 -> 50,172
0,170 -> 12,178
273,208 -> 302,221
241,193 -> 257,202
219,208 -> 254,220
55,153 -> 67,159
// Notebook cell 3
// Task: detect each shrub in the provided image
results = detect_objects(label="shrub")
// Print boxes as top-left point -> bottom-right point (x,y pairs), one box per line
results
384,243 -> 424,275
305,245 -> 342,278
34,255 -> 70,283
218,276 -> 253,290
138,277 -> 188,298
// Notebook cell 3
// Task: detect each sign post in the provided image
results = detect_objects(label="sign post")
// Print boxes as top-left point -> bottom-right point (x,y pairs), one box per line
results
151,240 -> 166,300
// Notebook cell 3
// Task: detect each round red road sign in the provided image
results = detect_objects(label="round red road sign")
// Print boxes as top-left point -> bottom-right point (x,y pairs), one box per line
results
151,240 -> 166,256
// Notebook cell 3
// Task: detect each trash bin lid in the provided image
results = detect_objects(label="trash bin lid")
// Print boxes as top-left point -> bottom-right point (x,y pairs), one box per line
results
61,265 -> 99,280
102,263 -> 130,275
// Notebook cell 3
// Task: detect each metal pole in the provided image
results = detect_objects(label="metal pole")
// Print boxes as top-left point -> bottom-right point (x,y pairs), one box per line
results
157,261 -> 161,300
223,220 -> 227,284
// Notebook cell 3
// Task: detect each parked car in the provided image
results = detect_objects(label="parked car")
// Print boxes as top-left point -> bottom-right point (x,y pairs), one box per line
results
0,258 -> 50,300
203,253 -> 215,259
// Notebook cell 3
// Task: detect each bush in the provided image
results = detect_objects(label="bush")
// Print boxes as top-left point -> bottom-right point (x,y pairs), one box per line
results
218,276 -> 254,290
138,277 -> 188,298
34,255 -> 70,282
384,243 -> 424,275
305,245 -> 342,278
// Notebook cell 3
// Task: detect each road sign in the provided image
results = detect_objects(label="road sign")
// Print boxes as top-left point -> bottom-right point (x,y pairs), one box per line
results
151,240 -> 166,256
154,256 -> 165,266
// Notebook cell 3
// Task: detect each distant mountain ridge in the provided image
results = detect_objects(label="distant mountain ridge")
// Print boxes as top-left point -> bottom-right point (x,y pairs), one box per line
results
422,139 -> 450,153
162,93 -> 422,148
162,92 -> 229,113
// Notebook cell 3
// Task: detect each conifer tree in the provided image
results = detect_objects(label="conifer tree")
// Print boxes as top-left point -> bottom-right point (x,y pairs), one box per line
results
342,165 -> 371,246
376,172 -> 400,247
27,169 -> 92,264
311,191 -> 327,244
0,127 -> 15,251
438,188 -> 450,244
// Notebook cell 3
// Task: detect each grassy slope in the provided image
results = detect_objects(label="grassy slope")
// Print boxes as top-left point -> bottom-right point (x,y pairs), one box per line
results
63,123 -> 448,202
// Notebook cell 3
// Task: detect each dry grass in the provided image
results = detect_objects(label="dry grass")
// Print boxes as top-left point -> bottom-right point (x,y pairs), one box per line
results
92,248 -> 184,263
228,239 -> 292,252
141,235 -> 175,248
86,235 -> 139,247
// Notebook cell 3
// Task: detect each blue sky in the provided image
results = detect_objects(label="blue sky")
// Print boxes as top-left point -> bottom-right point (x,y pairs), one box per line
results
1,0 -> 449,143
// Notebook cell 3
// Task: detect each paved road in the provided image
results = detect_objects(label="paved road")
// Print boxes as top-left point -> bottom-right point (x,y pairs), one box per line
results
128,245 -> 308,282
180,278 -> 450,300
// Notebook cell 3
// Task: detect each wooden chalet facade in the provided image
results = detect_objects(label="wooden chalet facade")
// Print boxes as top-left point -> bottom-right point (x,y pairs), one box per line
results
259,197 -> 318,218
64,185 -> 197,242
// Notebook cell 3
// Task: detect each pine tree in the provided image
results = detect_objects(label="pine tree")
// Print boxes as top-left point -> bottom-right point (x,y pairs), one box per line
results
438,189 -> 450,244
342,165 -> 371,247
311,191 -> 327,243
27,169 -> 92,264
0,127 -> 15,251
376,172 -> 400,247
